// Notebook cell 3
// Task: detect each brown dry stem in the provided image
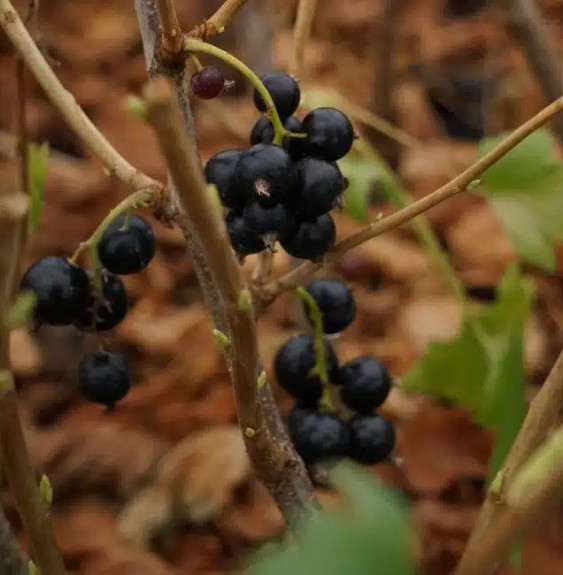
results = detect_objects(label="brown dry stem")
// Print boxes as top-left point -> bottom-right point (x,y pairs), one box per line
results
155,0 -> 182,54
186,0 -> 249,39
288,0 -> 318,78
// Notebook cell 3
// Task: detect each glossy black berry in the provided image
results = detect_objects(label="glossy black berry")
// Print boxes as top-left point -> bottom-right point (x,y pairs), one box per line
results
99,215 -> 155,275
74,270 -> 128,332
288,407 -> 351,464
349,414 -> 395,464
280,213 -> 336,260
290,157 -> 345,217
304,278 -> 356,334
242,202 -> 296,238
234,144 -> 297,207
20,257 -> 90,326
204,149 -> 245,210
250,115 -> 303,160
191,66 -> 225,99
340,357 -> 392,412
226,212 -> 266,256
301,107 -> 354,161
253,73 -> 300,119
274,334 -> 339,403
78,351 -> 131,407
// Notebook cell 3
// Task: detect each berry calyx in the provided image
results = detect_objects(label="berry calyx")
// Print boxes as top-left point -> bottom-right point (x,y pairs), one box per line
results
190,66 -> 226,99
250,115 -> 303,160
274,334 -> 339,403
304,278 -> 356,334
242,202 -> 296,238
287,407 -> 351,463
78,350 -> 131,407
253,73 -> 301,119
74,270 -> 128,332
280,213 -> 336,260
204,149 -> 245,210
20,257 -> 90,326
290,157 -> 346,217
234,144 -> 297,207
98,215 -> 155,275
340,357 -> 392,412
348,414 -> 395,464
226,212 -> 266,256
301,107 -> 355,161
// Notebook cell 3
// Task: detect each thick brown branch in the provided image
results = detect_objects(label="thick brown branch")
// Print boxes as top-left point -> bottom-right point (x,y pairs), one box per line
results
0,505 -> 29,575
288,0 -> 318,78
155,0 -> 182,54
187,0 -> 249,39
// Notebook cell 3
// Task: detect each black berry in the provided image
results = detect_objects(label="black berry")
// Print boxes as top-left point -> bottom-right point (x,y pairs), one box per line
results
74,270 -> 128,332
340,357 -> 391,412
99,215 -> 155,275
290,157 -> 345,217
349,414 -> 395,464
250,115 -> 303,160
274,334 -> 339,403
280,213 -> 336,260
242,202 -> 296,238
234,144 -> 297,207
288,407 -> 351,463
304,278 -> 356,334
191,66 -> 225,99
226,212 -> 266,256
78,351 -> 131,407
20,257 -> 90,326
301,107 -> 355,161
253,73 -> 300,119
204,149 -> 245,210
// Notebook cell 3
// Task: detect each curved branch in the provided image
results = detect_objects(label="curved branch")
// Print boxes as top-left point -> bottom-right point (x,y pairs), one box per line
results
186,0 -> 249,39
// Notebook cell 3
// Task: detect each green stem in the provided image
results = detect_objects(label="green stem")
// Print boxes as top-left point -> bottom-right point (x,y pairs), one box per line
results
183,37 -> 285,146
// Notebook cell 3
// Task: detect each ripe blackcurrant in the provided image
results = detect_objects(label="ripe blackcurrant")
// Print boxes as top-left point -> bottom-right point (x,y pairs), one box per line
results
250,115 -> 303,160
99,215 -> 155,275
20,257 -> 90,326
204,149 -> 246,210
304,278 -> 356,334
274,334 -> 339,403
287,407 -> 351,464
226,212 -> 266,256
234,144 -> 297,207
253,72 -> 300,119
242,202 -> 296,238
78,351 -> 131,407
74,270 -> 128,332
348,414 -> 395,464
340,357 -> 391,412
280,213 -> 336,260
191,66 -> 225,100
290,157 -> 346,217
301,107 -> 355,161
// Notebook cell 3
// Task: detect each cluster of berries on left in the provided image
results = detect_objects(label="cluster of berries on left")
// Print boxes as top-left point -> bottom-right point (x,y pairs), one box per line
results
20,215 -> 156,408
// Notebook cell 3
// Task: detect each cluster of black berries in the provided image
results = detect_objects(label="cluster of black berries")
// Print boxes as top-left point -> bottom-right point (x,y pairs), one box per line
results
274,278 -> 396,466
20,215 -> 156,408
201,71 -> 355,260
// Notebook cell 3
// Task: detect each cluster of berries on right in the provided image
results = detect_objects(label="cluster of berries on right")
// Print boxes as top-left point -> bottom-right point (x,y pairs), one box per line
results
274,278 -> 396,467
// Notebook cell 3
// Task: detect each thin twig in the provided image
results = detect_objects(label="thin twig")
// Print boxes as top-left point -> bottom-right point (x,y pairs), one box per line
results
288,0 -> 318,78
498,0 -> 563,142
0,505 -> 29,575
155,0 -> 182,54
186,0 -> 249,39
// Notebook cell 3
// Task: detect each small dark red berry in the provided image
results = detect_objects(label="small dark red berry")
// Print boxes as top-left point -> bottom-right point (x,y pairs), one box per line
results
191,67 -> 225,100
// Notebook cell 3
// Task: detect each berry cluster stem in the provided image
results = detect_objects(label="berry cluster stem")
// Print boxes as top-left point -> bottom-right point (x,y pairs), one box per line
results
183,37 -> 285,145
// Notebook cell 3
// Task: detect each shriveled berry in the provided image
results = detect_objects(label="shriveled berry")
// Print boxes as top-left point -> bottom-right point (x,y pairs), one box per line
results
74,270 -> 128,332
242,202 -> 296,238
99,215 -> 155,275
301,107 -> 354,161
234,144 -> 297,207
191,66 -> 225,99
304,278 -> 356,334
204,149 -> 245,210
288,407 -> 350,463
290,157 -> 345,217
78,351 -> 131,407
340,357 -> 391,412
253,73 -> 300,119
250,115 -> 303,160
274,334 -> 339,403
280,213 -> 335,260
226,212 -> 266,255
20,257 -> 90,326
349,414 -> 395,464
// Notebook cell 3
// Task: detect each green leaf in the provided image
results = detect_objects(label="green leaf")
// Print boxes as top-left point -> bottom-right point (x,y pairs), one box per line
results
337,155 -> 374,222
8,290 -> 37,329
247,462 -> 414,575
478,129 -> 563,272
27,141 -> 49,234
403,265 -> 533,476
